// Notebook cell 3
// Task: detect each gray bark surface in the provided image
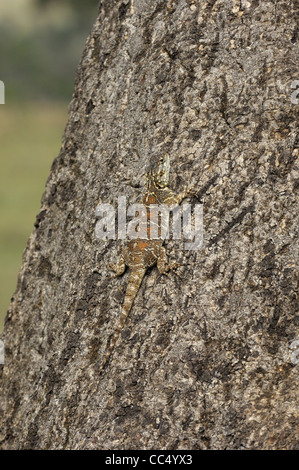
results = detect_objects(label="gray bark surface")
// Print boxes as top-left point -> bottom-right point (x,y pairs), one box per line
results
0,0 -> 298,450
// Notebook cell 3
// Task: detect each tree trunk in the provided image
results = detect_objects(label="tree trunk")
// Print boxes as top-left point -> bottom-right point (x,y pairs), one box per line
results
0,0 -> 298,450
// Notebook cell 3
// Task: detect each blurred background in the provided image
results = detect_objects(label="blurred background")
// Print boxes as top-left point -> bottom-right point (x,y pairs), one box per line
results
0,0 -> 99,331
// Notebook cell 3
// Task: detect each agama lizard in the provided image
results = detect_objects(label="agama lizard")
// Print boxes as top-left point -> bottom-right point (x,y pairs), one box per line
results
98,154 -> 196,374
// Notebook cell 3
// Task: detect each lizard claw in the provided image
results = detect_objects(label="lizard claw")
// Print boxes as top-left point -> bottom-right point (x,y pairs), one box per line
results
189,187 -> 201,201
163,262 -> 183,279
170,263 -> 183,279
108,273 -> 118,280
107,260 -> 126,278
108,263 -> 117,271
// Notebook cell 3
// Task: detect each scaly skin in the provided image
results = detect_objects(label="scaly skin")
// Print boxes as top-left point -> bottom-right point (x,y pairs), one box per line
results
98,154 -> 196,374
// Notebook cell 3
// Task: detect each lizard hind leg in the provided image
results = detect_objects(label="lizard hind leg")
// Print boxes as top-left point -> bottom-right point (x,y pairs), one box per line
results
108,254 -> 126,279
157,246 -> 182,278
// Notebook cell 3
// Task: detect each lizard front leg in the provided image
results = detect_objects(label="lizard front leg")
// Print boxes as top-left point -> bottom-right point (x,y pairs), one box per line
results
175,184 -> 199,205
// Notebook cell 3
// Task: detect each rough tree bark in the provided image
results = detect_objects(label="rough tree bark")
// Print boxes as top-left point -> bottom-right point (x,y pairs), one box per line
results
0,0 -> 298,450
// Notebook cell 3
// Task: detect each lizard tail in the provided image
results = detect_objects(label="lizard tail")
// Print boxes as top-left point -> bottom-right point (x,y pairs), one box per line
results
98,268 -> 146,374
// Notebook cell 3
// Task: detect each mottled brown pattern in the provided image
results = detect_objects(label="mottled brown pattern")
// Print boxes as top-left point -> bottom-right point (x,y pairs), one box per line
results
98,154 -> 196,373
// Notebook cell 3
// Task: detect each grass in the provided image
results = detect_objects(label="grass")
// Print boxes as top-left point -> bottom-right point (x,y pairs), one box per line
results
0,101 -> 68,331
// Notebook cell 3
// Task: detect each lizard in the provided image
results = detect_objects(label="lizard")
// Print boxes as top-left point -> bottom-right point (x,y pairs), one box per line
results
98,153 -> 197,374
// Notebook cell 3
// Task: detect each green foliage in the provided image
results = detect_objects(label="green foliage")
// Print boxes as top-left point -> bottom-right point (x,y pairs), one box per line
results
0,2 -> 99,329
0,103 -> 68,330
35,0 -> 99,13
0,2 -> 98,101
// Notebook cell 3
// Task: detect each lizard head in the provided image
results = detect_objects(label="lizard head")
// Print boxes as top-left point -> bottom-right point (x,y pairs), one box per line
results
148,153 -> 170,188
